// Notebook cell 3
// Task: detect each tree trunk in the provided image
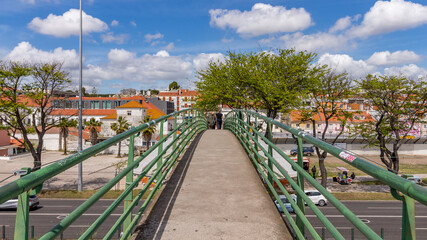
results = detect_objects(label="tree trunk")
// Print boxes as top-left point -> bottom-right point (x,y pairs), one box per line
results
319,156 -> 327,187
117,141 -> 121,158
63,135 -> 67,154
59,131 -> 63,151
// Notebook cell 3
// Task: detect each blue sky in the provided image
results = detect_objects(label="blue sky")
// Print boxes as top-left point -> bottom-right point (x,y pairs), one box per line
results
1,0 -> 427,93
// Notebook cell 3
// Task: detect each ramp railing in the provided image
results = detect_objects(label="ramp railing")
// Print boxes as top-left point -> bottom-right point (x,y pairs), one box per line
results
0,109 -> 206,240
224,109 -> 427,240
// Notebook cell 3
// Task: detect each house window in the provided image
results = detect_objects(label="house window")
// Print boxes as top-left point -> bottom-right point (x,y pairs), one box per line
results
105,101 -> 111,109
296,124 -> 300,127
307,124 -> 310,128
127,111 -> 132,116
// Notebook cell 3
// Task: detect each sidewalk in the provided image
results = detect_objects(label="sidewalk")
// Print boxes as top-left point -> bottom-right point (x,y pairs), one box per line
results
0,151 -> 127,190
134,130 -> 292,239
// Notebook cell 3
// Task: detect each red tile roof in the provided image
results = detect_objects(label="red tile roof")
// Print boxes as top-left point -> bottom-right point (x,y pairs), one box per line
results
50,109 -> 116,116
117,100 -> 146,109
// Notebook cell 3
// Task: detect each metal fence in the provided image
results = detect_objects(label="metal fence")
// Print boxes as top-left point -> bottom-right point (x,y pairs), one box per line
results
0,109 -> 206,240
224,109 -> 427,240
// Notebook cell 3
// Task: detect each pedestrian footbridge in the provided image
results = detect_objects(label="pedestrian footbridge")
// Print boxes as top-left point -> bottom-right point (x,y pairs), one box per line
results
1,109 -> 426,240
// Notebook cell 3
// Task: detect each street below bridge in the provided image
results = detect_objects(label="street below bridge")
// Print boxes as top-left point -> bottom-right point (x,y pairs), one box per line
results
1,199 -> 426,239
290,200 -> 427,240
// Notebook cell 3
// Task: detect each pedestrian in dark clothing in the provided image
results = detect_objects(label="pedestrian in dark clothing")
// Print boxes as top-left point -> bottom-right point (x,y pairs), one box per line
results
311,165 -> 317,179
216,110 -> 223,130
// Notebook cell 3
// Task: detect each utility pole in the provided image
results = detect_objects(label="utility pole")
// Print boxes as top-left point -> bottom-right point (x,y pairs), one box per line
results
78,0 -> 83,192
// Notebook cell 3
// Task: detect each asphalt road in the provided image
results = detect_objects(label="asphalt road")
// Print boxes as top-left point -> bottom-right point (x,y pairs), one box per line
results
0,199 -> 140,239
1,199 -> 426,239
291,200 -> 427,240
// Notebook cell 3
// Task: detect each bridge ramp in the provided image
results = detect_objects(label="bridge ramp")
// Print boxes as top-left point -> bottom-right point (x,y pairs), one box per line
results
133,130 -> 292,239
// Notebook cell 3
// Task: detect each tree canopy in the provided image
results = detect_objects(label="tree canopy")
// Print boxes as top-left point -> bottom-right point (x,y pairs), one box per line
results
0,61 -> 71,170
168,81 -> 181,91
352,74 -> 427,172
195,49 -> 322,118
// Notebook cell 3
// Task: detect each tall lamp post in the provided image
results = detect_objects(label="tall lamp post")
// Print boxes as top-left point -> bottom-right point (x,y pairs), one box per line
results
78,0 -> 83,192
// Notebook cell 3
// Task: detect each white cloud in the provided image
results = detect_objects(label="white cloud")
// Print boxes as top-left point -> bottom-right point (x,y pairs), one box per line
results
366,50 -> 422,66
101,32 -> 128,44
28,9 -> 108,37
130,21 -> 137,27
4,41 -> 79,69
318,53 -> 377,78
193,53 -> 226,71
145,33 -> 164,42
329,16 -> 352,33
281,32 -> 349,52
85,49 -> 193,83
348,0 -> 427,38
384,64 -> 427,79
111,20 -> 119,27
209,3 -> 312,37
163,42 -> 175,51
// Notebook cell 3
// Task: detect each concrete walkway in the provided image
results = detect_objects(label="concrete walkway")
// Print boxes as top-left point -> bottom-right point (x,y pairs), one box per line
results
133,130 -> 292,240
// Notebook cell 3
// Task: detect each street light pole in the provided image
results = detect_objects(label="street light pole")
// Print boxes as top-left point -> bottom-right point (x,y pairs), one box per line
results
78,0 -> 83,192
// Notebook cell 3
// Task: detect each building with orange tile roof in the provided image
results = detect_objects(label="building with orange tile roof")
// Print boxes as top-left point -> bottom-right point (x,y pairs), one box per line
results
159,89 -> 198,111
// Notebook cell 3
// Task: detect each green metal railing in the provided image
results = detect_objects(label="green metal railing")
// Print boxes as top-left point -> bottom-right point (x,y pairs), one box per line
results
224,109 -> 427,240
0,108 -> 207,240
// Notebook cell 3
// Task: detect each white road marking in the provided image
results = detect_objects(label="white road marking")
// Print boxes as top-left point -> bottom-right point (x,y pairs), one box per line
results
0,213 -> 132,216
305,215 -> 427,218
367,207 -> 401,209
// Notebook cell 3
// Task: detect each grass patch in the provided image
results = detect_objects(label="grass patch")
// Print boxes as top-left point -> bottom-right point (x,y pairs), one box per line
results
332,192 -> 395,200
399,163 -> 427,174
38,189 -> 152,199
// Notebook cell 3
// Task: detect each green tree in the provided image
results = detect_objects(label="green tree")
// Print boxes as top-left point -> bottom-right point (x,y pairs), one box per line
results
110,116 -> 130,157
196,49 -> 321,119
168,81 -> 181,91
352,75 -> 427,172
140,115 -> 157,151
300,70 -> 355,187
58,118 -> 78,154
0,61 -> 71,170
85,118 -> 102,146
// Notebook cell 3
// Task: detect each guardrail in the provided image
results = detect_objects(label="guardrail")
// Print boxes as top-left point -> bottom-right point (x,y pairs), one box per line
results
0,108 -> 207,240
224,109 -> 427,240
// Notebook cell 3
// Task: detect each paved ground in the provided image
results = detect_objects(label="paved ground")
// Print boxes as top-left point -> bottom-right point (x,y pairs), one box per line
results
0,151 -> 129,190
133,130 -> 292,240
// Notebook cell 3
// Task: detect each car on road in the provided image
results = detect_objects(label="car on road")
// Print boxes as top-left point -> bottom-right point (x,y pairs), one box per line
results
290,146 -> 315,156
274,195 -> 297,213
0,195 -> 39,210
304,190 -> 327,206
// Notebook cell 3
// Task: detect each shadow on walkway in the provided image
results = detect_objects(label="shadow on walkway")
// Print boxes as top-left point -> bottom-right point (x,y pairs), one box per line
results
133,131 -> 204,240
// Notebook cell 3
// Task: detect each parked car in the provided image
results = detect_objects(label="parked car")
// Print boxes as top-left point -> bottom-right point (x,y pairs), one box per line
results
274,195 -> 297,213
304,190 -> 327,206
403,175 -> 422,184
0,195 -> 39,210
290,146 -> 314,156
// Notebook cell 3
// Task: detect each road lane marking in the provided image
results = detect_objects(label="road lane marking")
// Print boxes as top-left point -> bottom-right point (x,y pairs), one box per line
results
305,215 -> 427,218
0,213 -> 135,216
367,207 -> 401,209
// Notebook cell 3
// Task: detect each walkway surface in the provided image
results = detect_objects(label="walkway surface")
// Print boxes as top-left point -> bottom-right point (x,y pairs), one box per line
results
133,130 -> 292,240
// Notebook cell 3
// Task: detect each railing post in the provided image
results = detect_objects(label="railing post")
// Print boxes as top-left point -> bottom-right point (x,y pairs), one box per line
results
254,115 -> 259,163
296,137 -> 305,236
402,194 -> 416,239
14,167 -> 31,240
123,133 -> 135,238
173,115 -> 178,160
267,122 -> 273,184
157,120 -> 164,183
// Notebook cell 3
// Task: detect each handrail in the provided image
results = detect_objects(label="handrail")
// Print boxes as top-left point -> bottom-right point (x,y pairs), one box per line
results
0,108 -> 207,240
224,109 -> 425,240
237,110 -> 427,205
0,108 -> 192,204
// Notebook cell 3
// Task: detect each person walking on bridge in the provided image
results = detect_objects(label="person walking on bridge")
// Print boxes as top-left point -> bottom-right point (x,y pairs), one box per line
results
216,110 -> 223,130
